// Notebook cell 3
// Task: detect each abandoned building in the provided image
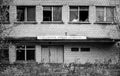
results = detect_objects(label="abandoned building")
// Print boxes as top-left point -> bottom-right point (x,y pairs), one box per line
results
0,0 -> 120,64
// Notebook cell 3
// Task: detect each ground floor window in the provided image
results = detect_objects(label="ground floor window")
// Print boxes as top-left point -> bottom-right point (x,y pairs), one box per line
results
0,47 -> 9,61
16,45 -> 35,61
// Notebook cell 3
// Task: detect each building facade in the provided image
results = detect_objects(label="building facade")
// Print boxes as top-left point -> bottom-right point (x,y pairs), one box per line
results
1,0 -> 120,64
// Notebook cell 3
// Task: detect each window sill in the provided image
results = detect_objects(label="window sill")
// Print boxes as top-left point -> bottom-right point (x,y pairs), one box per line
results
41,21 -> 64,24
15,60 -> 36,64
14,21 -> 37,24
94,22 -> 115,24
0,21 -> 10,24
68,21 -> 90,24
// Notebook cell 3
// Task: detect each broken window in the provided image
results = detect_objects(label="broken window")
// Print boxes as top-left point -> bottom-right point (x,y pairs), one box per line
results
43,6 -> 62,21
0,6 -> 9,22
16,45 -> 35,61
17,6 -> 35,21
96,7 -> 114,22
70,6 -> 89,22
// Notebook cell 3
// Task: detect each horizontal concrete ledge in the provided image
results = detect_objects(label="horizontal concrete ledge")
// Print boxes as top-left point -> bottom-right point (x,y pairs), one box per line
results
4,36 -> 118,43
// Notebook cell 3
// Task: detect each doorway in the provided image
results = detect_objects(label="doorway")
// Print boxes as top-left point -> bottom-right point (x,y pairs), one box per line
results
41,45 -> 64,63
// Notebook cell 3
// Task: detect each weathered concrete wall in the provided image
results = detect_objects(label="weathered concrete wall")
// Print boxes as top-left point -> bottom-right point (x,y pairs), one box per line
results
13,0 -> 118,6
7,0 -> 120,64
8,43 -> 118,64
9,44 -> 16,64
64,43 -> 118,64
9,24 -> 119,39
36,45 -> 41,63
8,0 -> 120,39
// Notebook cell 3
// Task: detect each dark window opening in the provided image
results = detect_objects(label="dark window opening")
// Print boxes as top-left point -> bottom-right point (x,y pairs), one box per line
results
16,45 -> 35,61
81,48 -> 90,52
26,45 -> 35,49
17,7 -> 25,21
43,6 -> 62,21
71,47 -> 79,52
26,50 -> 35,60
43,11 -> 52,21
79,11 -> 88,22
17,6 -> 35,21
17,50 -> 25,60
70,6 -> 89,22
0,49 -> 9,61
41,45 -> 48,48
3,49 -> 9,60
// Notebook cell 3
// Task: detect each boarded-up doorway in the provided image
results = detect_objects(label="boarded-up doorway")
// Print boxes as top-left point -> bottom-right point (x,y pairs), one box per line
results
41,45 -> 64,63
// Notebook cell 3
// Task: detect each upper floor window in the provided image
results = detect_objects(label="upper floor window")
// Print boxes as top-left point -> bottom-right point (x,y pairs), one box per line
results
17,6 -> 36,22
70,6 -> 89,22
43,6 -> 62,22
0,6 -> 9,23
96,7 -> 114,22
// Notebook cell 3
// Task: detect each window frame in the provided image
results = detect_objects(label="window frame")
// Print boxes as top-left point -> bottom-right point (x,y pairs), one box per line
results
16,6 -> 36,24
16,45 -> 35,61
42,6 -> 63,24
69,6 -> 89,24
96,6 -> 115,23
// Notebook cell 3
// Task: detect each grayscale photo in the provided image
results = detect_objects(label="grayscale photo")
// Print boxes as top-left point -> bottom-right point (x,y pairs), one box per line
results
0,0 -> 120,76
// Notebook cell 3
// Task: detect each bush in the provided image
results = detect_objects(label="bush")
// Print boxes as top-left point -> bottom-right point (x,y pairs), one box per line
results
0,62 -> 119,76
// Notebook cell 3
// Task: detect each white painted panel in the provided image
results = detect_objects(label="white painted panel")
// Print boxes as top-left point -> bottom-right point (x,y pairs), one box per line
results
50,46 -> 64,63
41,45 -> 64,63
57,46 -> 64,63
36,45 -> 41,63
50,46 -> 57,63
9,44 -> 16,64
41,46 -> 49,63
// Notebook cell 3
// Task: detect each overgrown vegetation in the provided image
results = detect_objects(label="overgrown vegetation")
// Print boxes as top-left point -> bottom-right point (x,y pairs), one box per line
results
0,60 -> 120,76
0,0 -> 13,63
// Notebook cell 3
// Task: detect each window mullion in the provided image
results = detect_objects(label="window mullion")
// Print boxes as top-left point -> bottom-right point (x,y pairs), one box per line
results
78,7 -> 80,21
104,7 -> 106,21
25,45 -> 27,61
25,7 -> 27,21
52,6 -> 53,21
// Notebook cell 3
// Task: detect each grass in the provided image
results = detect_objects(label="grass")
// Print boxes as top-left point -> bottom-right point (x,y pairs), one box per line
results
0,63 -> 119,76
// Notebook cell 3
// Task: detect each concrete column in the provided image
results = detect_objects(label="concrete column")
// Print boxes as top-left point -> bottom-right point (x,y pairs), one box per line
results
36,45 -> 41,63
9,44 -> 16,64
9,5 -> 17,23
89,5 -> 96,24
36,5 -> 43,24
62,4 -> 69,24
115,5 -> 120,22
